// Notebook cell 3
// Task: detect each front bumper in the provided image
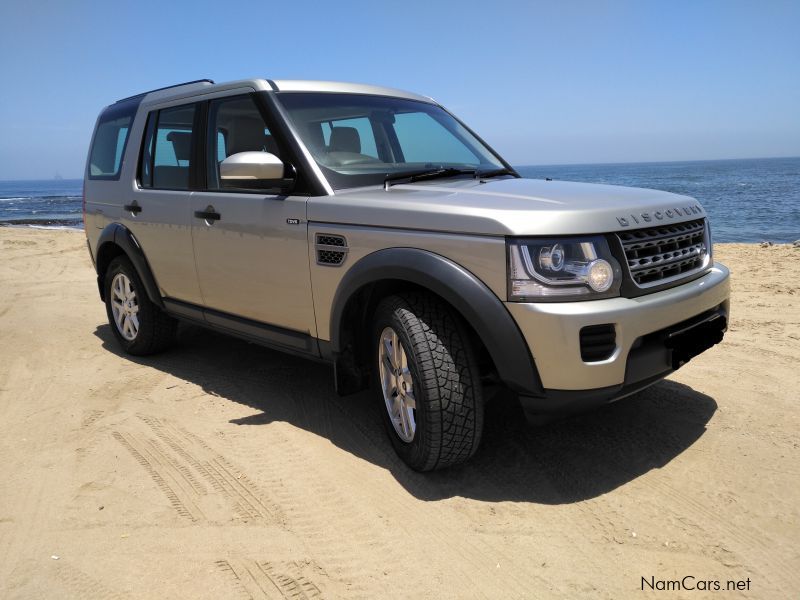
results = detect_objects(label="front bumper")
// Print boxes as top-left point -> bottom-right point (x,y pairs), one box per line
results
505,263 -> 730,413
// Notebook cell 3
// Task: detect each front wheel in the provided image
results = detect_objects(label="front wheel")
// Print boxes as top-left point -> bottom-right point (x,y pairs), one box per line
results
372,293 -> 484,471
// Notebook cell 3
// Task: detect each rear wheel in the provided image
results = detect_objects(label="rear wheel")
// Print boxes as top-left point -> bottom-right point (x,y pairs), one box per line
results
372,293 -> 484,471
104,256 -> 176,355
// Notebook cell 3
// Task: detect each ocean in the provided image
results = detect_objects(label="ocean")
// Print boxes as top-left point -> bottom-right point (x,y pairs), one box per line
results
516,157 -> 799,243
0,179 -> 84,229
1,157 -> 797,242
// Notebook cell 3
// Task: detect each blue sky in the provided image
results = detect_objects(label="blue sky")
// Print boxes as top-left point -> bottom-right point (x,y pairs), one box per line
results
0,0 -> 798,180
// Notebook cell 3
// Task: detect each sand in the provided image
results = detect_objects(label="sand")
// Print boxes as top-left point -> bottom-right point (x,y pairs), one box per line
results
0,227 -> 797,599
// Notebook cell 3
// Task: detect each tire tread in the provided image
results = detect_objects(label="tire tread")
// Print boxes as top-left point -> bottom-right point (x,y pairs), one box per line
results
374,292 -> 483,471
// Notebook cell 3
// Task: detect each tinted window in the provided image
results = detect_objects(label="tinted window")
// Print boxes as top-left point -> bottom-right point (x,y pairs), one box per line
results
207,95 -> 284,191
151,104 -> 196,190
88,103 -> 136,180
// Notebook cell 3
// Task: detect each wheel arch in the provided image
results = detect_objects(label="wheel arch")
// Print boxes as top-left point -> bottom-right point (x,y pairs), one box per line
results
328,248 -> 543,397
95,223 -> 163,308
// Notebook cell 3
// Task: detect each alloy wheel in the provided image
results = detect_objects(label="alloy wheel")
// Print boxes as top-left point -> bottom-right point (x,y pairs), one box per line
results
110,272 -> 139,341
378,326 -> 417,442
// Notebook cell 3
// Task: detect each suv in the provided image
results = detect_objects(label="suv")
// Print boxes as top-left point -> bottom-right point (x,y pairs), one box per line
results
84,78 -> 730,471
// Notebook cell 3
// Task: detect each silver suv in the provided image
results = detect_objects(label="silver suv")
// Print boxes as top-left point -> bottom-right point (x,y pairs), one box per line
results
84,78 -> 730,471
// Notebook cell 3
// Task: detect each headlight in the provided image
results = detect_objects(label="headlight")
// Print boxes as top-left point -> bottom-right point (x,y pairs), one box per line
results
507,236 -> 622,301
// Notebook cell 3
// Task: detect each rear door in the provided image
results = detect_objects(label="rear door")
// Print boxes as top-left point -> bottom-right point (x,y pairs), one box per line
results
189,93 -> 316,345
126,102 -> 203,305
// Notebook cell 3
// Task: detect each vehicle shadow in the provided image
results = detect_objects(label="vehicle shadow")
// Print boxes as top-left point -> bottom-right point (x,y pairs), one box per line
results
94,323 -> 717,504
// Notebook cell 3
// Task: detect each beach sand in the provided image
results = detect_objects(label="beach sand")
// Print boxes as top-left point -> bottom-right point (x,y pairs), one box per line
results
0,227 -> 797,598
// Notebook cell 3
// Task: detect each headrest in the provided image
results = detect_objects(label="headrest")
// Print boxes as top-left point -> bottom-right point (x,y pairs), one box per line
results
166,131 -> 192,162
329,127 -> 361,154
305,123 -> 325,153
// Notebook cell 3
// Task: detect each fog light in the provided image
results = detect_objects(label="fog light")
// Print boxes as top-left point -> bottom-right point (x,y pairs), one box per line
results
587,259 -> 613,292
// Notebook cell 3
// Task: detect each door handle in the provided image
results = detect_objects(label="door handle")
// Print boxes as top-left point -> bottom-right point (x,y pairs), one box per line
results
123,202 -> 142,215
194,206 -> 221,222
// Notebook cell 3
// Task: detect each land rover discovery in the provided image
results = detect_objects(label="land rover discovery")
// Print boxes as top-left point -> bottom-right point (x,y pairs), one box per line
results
84,78 -> 730,471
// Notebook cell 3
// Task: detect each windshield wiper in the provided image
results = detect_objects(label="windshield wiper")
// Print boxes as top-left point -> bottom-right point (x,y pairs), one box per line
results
384,167 -> 477,189
475,167 -> 517,181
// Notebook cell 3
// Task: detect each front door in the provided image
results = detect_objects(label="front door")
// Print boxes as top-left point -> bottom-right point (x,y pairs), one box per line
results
190,94 -> 316,345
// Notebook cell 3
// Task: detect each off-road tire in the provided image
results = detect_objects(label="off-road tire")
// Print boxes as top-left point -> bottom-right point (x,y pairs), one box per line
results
104,256 -> 177,355
372,292 -> 484,471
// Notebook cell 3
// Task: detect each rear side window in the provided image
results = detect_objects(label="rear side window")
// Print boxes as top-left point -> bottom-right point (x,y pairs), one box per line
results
139,103 -> 197,190
88,102 -> 137,180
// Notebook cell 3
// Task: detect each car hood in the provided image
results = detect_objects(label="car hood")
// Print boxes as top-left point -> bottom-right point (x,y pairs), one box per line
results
307,177 -> 706,236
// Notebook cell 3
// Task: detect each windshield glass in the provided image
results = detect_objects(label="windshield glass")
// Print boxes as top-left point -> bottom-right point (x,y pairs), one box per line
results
275,92 -> 505,189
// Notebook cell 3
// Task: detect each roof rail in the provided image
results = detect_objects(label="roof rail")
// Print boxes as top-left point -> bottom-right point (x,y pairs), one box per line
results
116,79 -> 215,103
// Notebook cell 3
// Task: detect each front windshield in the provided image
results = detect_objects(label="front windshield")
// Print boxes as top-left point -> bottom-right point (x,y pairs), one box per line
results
275,92 -> 505,189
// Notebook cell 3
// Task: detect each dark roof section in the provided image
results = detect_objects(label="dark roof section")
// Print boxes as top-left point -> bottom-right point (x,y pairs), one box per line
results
116,79 -> 215,103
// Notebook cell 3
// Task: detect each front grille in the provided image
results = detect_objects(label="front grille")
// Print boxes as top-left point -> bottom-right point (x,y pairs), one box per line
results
580,324 -> 616,362
315,234 -> 348,266
618,218 -> 709,287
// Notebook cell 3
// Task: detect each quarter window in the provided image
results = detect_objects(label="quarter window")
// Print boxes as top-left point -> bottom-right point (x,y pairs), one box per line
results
88,104 -> 136,180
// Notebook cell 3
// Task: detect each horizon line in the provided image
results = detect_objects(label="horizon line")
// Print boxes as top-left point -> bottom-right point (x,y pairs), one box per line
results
1,154 -> 799,183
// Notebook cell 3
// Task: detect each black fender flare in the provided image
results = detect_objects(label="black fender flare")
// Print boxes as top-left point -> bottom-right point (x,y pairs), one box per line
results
329,248 -> 543,397
95,223 -> 163,308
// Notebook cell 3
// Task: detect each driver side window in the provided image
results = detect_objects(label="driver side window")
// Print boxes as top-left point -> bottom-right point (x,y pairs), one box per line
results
207,95 -> 283,190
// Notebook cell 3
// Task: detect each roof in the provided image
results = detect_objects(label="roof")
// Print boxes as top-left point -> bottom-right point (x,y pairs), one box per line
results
118,78 -> 436,106
270,80 -> 435,103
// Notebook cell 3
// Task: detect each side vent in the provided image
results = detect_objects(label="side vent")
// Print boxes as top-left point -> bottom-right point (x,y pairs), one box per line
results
579,324 -> 617,362
315,234 -> 348,266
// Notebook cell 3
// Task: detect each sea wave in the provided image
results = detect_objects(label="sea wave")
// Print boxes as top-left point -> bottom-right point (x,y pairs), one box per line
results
0,218 -> 83,229
26,225 -> 84,231
0,195 -> 81,201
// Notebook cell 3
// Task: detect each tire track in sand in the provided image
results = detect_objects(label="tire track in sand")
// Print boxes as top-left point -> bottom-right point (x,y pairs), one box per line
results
137,415 -> 282,523
112,431 -> 202,521
54,562 -> 130,600
215,559 -> 324,599
111,415 -> 282,524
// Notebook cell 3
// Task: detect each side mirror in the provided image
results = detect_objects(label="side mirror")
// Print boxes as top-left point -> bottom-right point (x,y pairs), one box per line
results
220,151 -> 284,181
